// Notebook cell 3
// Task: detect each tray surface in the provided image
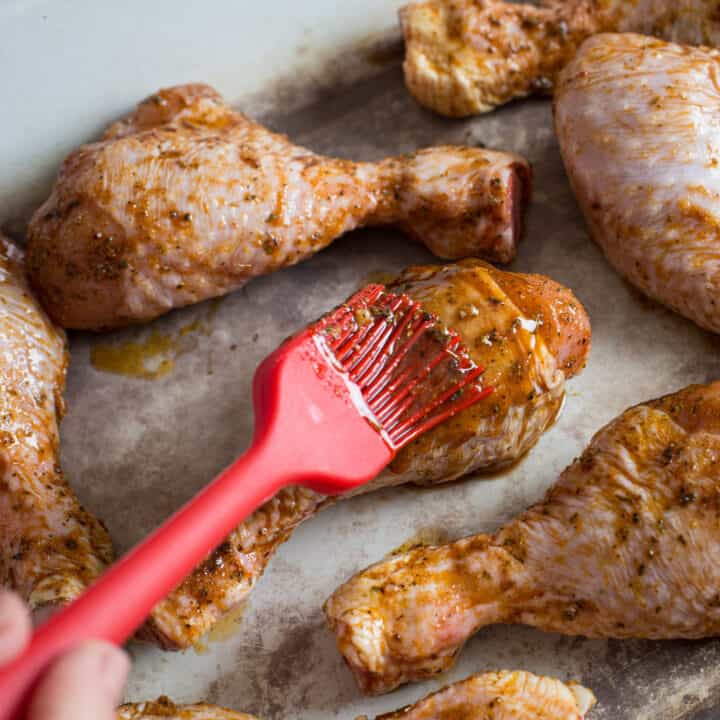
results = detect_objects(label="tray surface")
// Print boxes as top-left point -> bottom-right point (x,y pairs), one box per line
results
3,2 -> 720,718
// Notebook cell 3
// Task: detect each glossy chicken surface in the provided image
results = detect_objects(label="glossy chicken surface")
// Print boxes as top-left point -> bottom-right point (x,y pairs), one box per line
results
376,671 -> 595,719
143,259 -> 590,649
0,235 -> 112,611
118,672 -> 595,720
118,698 -> 255,720
326,382 -> 720,694
556,33 -> 720,333
26,83 -> 530,330
401,0 -> 720,117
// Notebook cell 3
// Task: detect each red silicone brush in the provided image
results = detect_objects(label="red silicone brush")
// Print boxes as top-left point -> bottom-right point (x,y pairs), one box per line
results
0,283 -> 492,719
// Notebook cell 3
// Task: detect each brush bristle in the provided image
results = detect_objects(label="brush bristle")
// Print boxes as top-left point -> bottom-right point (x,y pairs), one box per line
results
313,284 -> 492,449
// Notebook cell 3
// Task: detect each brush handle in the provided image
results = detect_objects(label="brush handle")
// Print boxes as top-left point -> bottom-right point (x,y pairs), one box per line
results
0,326 -> 392,719
0,431 -> 290,719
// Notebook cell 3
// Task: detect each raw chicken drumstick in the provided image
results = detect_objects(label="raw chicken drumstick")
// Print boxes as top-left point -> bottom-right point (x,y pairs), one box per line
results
401,0 -> 720,117
118,698 -> 255,720
556,33 -> 720,334
143,258 -> 590,650
120,672 -> 596,719
0,234 -> 112,612
26,83 -> 530,330
374,671 -> 595,719
326,382 -> 720,694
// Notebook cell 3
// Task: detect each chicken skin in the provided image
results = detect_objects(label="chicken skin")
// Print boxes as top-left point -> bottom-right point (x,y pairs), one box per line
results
143,258 -> 590,650
0,234 -> 112,611
325,382 -> 720,694
556,33 -> 720,334
376,671 -> 595,719
119,672 -> 596,720
118,698 -> 255,720
26,83 -> 530,330
401,0 -> 720,117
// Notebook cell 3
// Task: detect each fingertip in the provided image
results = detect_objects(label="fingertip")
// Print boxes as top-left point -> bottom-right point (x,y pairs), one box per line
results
28,641 -> 130,720
0,590 -> 32,663
88,640 -> 131,697
99,641 -> 132,695
0,588 -> 31,626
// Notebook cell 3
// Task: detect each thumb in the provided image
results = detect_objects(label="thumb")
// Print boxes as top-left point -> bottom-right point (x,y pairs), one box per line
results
27,640 -> 130,720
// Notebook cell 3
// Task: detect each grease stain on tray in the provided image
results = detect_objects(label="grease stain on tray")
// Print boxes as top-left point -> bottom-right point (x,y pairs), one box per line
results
90,301 -> 221,380
207,600 -> 249,644
91,330 -> 177,380
193,601 -> 249,655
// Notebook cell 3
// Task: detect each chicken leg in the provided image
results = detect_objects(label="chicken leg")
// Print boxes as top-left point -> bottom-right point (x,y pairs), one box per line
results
118,698 -> 255,720
375,671 -> 595,719
401,0 -> 720,117
556,33 -> 720,334
0,234 -> 112,612
325,382 -> 720,694
119,672 -> 596,719
26,83 -> 530,330
143,258 -> 590,650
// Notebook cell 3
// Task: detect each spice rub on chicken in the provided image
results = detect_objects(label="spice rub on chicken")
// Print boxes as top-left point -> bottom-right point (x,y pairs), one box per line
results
142,258 -> 590,650
118,672 -> 597,720
118,698 -> 255,720
376,670 -> 596,719
556,33 -> 720,333
325,382 -> 720,694
26,83 -> 530,330
400,0 -> 720,117
0,234 -> 112,612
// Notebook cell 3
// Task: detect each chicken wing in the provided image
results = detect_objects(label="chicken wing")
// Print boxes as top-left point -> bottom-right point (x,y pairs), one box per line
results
556,33 -> 720,333
0,234 -> 112,611
118,698 -> 255,720
401,0 -> 720,117
26,83 -> 530,330
142,258 -> 590,649
325,382 -> 720,694
375,671 -> 595,719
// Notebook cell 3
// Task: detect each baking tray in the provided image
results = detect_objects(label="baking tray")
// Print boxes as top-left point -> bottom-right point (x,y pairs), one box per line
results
4,2 -> 720,719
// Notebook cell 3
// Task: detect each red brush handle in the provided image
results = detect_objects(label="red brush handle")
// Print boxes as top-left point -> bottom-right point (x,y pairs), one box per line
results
0,335 -> 390,720
0,438 -> 289,719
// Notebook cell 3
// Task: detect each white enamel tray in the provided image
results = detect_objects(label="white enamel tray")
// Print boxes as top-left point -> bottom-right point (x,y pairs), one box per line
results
3,2 -> 719,717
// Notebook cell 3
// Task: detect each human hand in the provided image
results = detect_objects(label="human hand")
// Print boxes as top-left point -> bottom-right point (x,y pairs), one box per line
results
0,589 -> 129,719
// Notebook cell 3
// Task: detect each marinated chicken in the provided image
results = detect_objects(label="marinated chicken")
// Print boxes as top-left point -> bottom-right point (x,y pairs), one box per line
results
375,671 -> 596,719
0,234 -> 112,611
326,382 -> 720,694
117,670 -> 595,720
118,698 -> 254,720
556,33 -> 720,334
119,671 -> 596,719
401,0 -> 720,117
143,258 -> 590,649
26,83 -> 530,330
